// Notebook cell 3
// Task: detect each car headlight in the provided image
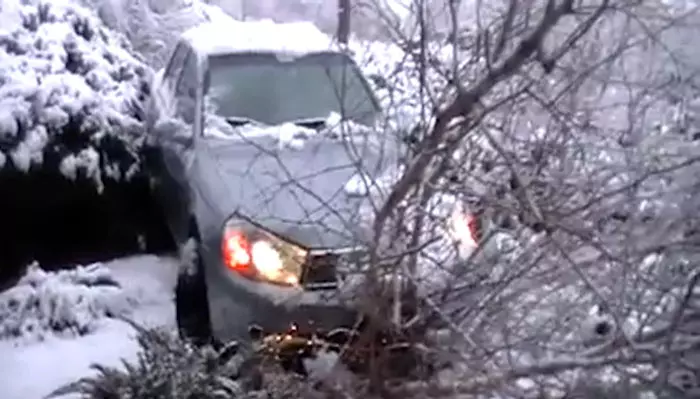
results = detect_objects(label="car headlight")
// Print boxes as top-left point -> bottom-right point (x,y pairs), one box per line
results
222,219 -> 307,286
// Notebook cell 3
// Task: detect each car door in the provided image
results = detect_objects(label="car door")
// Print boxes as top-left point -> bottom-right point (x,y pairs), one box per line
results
146,43 -> 187,235
165,48 -> 200,243
149,42 -> 197,244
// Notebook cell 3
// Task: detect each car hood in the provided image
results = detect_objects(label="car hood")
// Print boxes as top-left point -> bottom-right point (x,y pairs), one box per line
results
201,135 -> 392,249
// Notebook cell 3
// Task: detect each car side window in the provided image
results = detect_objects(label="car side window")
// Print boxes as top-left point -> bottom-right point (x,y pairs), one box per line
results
163,42 -> 188,90
175,50 -> 198,126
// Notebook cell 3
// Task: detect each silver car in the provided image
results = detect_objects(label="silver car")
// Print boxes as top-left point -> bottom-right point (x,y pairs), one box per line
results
143,21 -> 411,350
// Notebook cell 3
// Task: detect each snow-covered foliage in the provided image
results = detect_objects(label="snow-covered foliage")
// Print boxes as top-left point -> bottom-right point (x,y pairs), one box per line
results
47,321 -> 355,399
0,262 -> 135,342
48,323 -> 245,399
0,0 -> 150,189
349,39 -> 451,131
90,0 -> 234,69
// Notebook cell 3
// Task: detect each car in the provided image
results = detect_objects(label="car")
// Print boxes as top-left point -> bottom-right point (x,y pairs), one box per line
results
143,19 -> 486,360
142,19 -> 401,349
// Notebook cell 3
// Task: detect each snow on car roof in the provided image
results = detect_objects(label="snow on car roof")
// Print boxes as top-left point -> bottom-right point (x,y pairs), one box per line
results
181,20 -> 337,56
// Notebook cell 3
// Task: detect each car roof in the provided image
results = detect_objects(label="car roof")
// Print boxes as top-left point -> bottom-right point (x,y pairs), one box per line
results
180,20 -> 338,57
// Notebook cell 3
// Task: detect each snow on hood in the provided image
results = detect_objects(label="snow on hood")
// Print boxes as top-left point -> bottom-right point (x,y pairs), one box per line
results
204,110 -> 389,202
201,113 -> 393,248
204,111 -> 374,149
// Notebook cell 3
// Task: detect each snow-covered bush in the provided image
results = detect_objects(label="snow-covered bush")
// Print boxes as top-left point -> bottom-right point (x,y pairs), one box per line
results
0,0 -> 150,185
0,0 -> 174,286
346,38 -> 462,141
48,323 -> 246,399
0,262 -> 135,341
90,0 -> 234,70
46,322 -> 336,399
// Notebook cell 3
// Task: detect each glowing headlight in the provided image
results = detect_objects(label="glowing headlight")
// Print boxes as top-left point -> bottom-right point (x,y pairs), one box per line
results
222,220 -> 307,286
250,240 -> 300,285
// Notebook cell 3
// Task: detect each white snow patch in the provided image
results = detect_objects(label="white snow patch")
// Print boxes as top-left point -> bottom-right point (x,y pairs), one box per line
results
58,147 -> 104,192
275,122 -> 316,150
0,318 -> 140,399
344,172 -> 375,197
0,107 -> 20,138
10,143 -> 31,172
323,111 -> 374,138
344,164 -> 404,197
59,153 -> 78,180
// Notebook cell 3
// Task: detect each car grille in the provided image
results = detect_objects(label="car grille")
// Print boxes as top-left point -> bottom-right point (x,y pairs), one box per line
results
301,248 -> 366,290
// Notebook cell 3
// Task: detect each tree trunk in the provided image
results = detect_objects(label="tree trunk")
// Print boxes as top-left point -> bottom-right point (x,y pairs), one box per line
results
337,0 -> 350,44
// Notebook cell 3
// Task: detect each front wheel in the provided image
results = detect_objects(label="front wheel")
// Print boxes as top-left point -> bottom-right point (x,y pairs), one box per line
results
175,238 -> 213,346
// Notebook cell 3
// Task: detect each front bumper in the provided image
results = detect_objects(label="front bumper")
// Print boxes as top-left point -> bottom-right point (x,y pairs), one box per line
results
208,260 -> 356,339
207,260 -> 415,342
256,301 -> 359,335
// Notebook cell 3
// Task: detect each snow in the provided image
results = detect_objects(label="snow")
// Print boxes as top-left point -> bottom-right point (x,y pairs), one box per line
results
85,0 -> 437,139
181,19 -> 335,56
344,163 -> 404,198
1,319 -> 139,399
0,0 -> 498,394
92,0 -> 235,68
58,147 -> 104,191
0,0 -> 150,184
205,111 -> 375,151
274,122 -> 316,150
343,172 -> 375,197
0,255 -> 179,399
0,262 -> 133,342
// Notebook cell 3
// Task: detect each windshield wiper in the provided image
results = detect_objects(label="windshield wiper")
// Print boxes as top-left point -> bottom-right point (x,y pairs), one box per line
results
287,117 -> 328,129
225,116 -> 264,127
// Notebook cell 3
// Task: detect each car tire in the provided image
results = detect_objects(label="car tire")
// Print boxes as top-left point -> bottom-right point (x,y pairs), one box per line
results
175,237 -> 214,347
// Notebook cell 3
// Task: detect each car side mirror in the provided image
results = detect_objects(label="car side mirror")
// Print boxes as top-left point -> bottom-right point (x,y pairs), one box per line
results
171,134 -> 193,147
153,117 -> 181,136
153,117 -> 193,147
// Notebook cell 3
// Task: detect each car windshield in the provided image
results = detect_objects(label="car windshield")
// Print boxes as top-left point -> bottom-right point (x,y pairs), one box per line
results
204,52 -> 380,129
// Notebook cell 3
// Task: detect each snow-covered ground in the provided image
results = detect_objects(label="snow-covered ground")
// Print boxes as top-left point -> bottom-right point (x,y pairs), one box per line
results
0,255 -> 179,399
